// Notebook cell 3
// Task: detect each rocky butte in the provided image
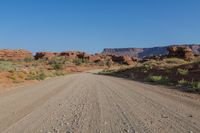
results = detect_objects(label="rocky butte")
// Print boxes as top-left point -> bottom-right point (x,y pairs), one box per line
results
102,44 -> 200,58
0,49 -> 32,60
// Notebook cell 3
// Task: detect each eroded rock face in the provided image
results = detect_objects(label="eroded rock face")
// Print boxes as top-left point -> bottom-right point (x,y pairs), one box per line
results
0,49 -> 33,60
102,44 -> 200,58
34,52 -> 59,60
167,46 -> 195,61
110,55 -> 136,65
86,55 -> 101,62
35,51 -> 87,60
34,51 -> 137,65
60,51 -> 86,60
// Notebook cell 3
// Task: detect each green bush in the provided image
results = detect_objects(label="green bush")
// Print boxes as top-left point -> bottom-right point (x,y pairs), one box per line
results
165,58 -> 188,64
37,72 -> 46,80
98,69 -> 115,75
178,79 -> 188,86
177,68 -> 188,75
8,75 -> 17,81
177,80 -> 200,92
48,57 -> 66,70
24,57 -> 34,62
189,81 -> 200,92
105,60 -> 112,67
26,72 -> 46,80
148,75 -> 168,84
0,61 -> 16,71
142,60 -> 157,68
73,58 -> 83,65
97,61 -> 106,66
53,71 -> 65,76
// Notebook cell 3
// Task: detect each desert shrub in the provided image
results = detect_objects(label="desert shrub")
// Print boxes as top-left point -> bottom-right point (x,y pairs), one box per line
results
8,74 -> 17,81
48,57 -> 66,70
37,72 -> 46,80
148,75 -> 162,82
25,74 -> 35,80
18,72 -> 26,79
24,57 -> 34,62
193,56 -> 200,63
148,75 -> 168,84
0,61 -> 16,71
177,80 -> 200,92
177,68 -> 188,75
105,60 -> 112,67
165,69 -> 172,74
97,61 -> 106,66
81,58 -> 88,63
178,79 -> 188,86
142,60 -> 157,68
26,72 -> 46,80
98,69 -> 114,75
188,81 -> 200,92
52,63 -> 64,70
53,71 -> 65,76
165,58 -> 188,64
73,58 -> 83,65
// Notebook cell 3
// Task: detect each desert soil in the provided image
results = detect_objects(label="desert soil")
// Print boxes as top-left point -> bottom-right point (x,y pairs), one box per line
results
0,72 -> 200,133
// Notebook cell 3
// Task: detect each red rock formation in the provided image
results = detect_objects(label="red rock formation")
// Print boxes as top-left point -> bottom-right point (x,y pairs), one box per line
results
34,52 -> 59,60
84,55 -> 101,62
102,44 -> 200,58
0,49 -> 33,60
110,55 -> 135,65
60,51 -> 86,60
34,51 -> 136,65
167,46 -> 195,61
35,51 -> 87,60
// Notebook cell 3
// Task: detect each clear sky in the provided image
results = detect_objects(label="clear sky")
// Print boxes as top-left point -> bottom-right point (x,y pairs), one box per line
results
0,0 -> 200,53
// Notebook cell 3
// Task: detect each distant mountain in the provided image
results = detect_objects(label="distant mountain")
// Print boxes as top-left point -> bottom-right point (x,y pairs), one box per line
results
102,44 -> 200,58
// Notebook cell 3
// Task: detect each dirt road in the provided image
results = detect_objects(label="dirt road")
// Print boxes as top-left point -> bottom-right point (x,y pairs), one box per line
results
0,73 -> 200,133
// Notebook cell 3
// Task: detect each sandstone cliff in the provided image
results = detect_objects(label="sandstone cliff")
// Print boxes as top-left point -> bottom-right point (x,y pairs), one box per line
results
0,49 -> 33,60
102,44 -> 200,58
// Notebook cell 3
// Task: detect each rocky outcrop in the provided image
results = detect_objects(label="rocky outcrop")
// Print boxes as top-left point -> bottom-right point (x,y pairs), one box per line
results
167,46 -> 195,61
35,51 -> 87,60
34,51 -> 136,65
102,44 -> 200,58
60,51 -> 86,60
34,52 -> 59,60
0,49 -> 33,60
86,55 -> 102,62
110,55 -> 137,65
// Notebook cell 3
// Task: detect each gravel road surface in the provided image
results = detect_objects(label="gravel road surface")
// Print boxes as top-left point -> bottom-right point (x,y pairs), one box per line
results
0,73 -> 200,133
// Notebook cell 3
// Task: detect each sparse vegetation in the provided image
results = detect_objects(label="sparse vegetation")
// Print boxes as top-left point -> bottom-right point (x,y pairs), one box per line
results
26,72 -> 47,80
73,58 -> 83,65
178,79 -> 200,92
178,79 -> 188,86
177,68 -> 188,75
8,74 -> 17,81
48,57 -> 66,70
0,61 -> 17,71
147,75 -> 168,84
24,57 -> 34,62
99,59 -> 200,93
188,81 -> 200,92
193,56 -> 200,63
164,58 -> 188,64
98,69 -> 115,75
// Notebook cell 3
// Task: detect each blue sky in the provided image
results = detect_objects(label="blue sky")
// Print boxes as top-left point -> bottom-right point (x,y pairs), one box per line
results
0,0 -> 200,53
